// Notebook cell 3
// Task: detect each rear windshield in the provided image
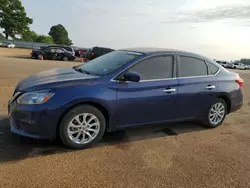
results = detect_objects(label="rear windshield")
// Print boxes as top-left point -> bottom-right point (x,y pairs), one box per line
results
75,50 -> 143,76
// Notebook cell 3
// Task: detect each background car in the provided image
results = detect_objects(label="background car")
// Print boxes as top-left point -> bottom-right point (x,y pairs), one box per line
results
32,47 -> 75,61
9,48 -> 244,149
2,42 -> 15,48
85,46 -> 115,60
232,63 -> 248,70
31,45 -> 75,60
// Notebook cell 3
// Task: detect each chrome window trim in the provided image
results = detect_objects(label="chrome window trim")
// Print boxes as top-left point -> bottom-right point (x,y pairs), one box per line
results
175,69 -> 220,79
110,53 -> 221,83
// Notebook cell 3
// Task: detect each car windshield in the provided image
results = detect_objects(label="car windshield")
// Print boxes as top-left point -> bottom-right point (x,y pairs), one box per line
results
74,50 -> 143,76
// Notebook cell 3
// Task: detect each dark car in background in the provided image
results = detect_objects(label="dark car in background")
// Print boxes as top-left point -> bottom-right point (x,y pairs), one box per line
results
31,46 -> 75,61
9,48 -> 243,149
85,46 -> 115,60
31,45 -> 75,59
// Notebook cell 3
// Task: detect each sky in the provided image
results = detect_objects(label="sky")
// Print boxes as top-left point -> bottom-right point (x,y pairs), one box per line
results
21,0 -> 250,60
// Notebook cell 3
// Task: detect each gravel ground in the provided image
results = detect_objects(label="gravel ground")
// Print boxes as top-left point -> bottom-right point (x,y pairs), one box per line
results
0,49 -> 250,188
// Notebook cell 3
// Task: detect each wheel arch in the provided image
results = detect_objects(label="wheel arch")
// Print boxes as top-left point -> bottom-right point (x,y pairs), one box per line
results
56,101 -> 110,139
217,95 -> 231,114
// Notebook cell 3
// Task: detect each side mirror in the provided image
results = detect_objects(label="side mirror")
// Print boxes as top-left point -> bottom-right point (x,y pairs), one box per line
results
123,72 -> 141,82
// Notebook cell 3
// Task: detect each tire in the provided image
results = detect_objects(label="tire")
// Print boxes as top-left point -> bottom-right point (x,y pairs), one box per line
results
63,56 -> 69,61
202,98 -> 227,128
59,105 -> 106,149
52,55 -> 57,60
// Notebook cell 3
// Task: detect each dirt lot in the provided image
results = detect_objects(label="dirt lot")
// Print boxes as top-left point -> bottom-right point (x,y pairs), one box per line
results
0,49 -> 250,188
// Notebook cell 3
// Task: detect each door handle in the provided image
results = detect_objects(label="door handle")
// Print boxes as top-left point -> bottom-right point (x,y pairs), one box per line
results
206,85 -> 216,90
163,88 -> 176,93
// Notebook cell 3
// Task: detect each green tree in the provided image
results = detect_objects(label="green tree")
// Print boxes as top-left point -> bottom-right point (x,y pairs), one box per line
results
21,30 -> 38,41
48,24 -> 73,45
0,0 -> 33,39
35,35 -> 54,44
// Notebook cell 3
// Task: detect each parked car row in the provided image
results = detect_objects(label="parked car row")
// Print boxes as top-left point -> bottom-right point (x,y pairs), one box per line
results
30,45 -> 115,62
216,61 -> 249,70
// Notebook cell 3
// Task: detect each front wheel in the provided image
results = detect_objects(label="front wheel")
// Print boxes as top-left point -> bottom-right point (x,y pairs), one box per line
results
202,98 -> 227,128
59,105 -> 106,149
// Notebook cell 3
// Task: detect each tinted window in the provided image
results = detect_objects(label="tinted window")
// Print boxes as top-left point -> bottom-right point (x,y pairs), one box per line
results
50,48 -> 56,53
128,56 -> 173,80
75,50 -> 142,76
179,56 -> 208,77
56,48 -> 64,53
207,61 -> 219,75
63,47 -> 73,52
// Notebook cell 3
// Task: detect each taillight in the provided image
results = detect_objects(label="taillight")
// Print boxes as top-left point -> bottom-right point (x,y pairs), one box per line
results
236,78 -> 244,88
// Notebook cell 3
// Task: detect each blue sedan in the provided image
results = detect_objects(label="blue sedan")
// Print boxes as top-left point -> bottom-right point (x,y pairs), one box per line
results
8,48 -> 244,148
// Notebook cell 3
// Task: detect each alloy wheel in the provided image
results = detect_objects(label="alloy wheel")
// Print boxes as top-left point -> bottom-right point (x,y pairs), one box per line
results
67,113 -> 100,144
208,103 -> 225,125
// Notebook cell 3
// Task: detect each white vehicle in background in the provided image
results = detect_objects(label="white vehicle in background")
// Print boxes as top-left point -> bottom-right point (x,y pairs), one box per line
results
2,42 -> 15,48
232,63 -> 248,70
7,43 -> 15,48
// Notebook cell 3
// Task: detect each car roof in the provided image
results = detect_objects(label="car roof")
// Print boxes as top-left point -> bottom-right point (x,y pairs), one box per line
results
120,47 -> 215,62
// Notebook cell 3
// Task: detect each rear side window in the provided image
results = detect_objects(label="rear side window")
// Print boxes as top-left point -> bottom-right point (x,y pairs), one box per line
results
63,47 -> 73,52
179,56 -> 208,77
207,61 -> 219,75
129,56 -> 174,80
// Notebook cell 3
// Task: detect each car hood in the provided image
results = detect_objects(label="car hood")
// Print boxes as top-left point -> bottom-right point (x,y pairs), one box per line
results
15,68 -> 99,92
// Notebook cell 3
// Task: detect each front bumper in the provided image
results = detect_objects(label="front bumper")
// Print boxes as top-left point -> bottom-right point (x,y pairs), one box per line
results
8,100 -> 62,139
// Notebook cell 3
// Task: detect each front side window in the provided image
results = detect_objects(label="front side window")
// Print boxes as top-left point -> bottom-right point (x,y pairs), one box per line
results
128,56 -> 174,80
179,56 -> 208,77
75,50 -> 143,76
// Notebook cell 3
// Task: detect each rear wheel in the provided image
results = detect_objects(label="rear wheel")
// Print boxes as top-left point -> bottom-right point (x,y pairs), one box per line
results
63,56 -> 69,61
59,105 -> 106,149
202,98 -> 227,128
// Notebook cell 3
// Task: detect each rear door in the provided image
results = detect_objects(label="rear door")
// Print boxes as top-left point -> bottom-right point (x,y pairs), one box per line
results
44,48 -> 56,59
115,54 -> 179,128
176,55 -> 219,119
55,48 -> 65,60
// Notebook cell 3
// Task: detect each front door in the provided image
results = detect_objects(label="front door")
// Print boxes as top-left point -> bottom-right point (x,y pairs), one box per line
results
115,55 -> 179,128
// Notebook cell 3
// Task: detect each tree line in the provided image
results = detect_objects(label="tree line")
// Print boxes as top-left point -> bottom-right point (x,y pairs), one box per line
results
0,0 -> 72,45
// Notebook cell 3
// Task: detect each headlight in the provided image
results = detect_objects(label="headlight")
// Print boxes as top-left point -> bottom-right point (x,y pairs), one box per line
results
17,90 -> 55,105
